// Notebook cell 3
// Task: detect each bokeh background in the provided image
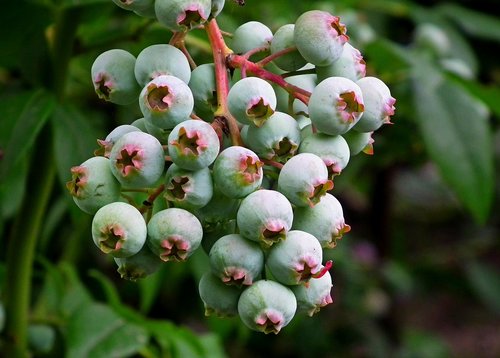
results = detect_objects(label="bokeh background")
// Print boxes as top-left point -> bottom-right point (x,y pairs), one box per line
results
1,0 -> 499,357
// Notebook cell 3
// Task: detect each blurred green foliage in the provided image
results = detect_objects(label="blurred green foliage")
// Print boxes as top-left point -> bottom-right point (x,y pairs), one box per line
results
1,0 -> 499,357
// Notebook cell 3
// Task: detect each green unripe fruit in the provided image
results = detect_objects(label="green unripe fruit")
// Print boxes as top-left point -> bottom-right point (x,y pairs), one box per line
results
164,164 -> 213,210
270,24 -> 307,71
155,0 -> 211,32
231,21 -> 273,59
209,0 -> 225,18
147,208 -> 203,262
199,272 -> 242,317
343,130 -> 374,156
238,280 -> 297,334
316,42 -> 366,82
67,156 -> 121,215
188,63 -> 217,120
299,133 -> 350,178
292,271 -> 333,316
91,49 -> 140,105
96,124 -> 141,157
92,202 -> 147,258
114,245 -> 163,281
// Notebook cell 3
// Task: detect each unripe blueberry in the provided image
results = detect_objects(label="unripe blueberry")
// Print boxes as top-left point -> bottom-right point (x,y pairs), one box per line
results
270,24 -> 307,72
266,230 -> 323,285
195,184 -> 241,224
92,202 -> 147,258
139,75 -> 194,130
231,21 -> 273,59
91,49 -> 140,105
308,76 -> 365,135
155,0 -> 211,32
299,133 -> 350,178
343,130 -> 374,156
292,193 -> 350,249
236,189 -> 293,247
209,234 -> 264,286
96,124 -> 141,157
213,146 -> 263,199
109,131 -> 165,188
130,117 -> 148,131
238,280 -> 297,334
275,65 -> 316,116
352,76 -> 396,132
228,77 -> 277,127
67,156 -> 121,215
294,10 -> 349,66
209,0 -> 225,18
134,44 -> 191,87
188,63 -> 217,120
316,42 -> 366,82
292,271 -> 333,316
277,153 -> 333,207
144,120 -> 171,144
111,0 -> 156,18
114,245 -> 163,281
199,272 -> 242,317
164,164 -> 213,210
168,119 -> 220,170
147,208 -> 203,262
245,111 -> 301,162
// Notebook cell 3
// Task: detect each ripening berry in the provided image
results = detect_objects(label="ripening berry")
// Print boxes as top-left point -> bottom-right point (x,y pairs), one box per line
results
343,130 -> 374,156
109,131 -> 165,188
209,233 -> 264,286
155,0 -> 211,32
298,133 -> 350,178
292,193 -> 350,249
147,208 -> 203,262
212,146 -> 263,199
134,44 -> 191,86
168,119 -> 220,170
238,280 -> 297,334
294,10 -> 349,66
67,156 -> 121,215
352,76 -> 396,132
199,272 -> 242,317
114,245 -> 163,281
231,21 -> 273,59
270,24 -> 307,71
308,76 -> 365,135
277,153 -> 333,207
111,0 -> 156,18
228,77 -> 277,127
164,164 -> 213,210
96,124 -> 141,157
139,75 -> 194,130
91,202 -> 147,258
292,270 -> 333,316
91,49 -> 140,105
316,42 -> 366,82
236,189 -> 293,247
266,230 -> 323,285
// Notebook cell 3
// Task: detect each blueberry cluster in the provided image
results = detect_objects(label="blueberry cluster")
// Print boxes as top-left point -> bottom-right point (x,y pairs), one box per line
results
67,0 -> 395,335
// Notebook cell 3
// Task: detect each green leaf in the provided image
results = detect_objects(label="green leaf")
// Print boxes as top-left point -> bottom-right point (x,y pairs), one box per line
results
412,60 -> 494,223
51,104 -> 103,187
464,261 -> 500,314
0,90 -> 55,181
66,303 -> 149,358
437,3 -> 500,43
363,39 -> 411,81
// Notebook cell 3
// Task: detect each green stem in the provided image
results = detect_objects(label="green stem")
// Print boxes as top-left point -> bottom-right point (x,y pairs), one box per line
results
4,129 -> 56,358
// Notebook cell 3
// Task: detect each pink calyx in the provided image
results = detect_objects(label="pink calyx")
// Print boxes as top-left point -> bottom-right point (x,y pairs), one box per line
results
307,179 -> 334,207
116,145 -> 144,176
337,91 -> 364,123
239,155 -> 263,183
66,166 -> 88,197
173,127 -> 208,156
147,84 -> 173,111
246,97 -> 274,126
222,267 -> 253,286
382,96 -> 397,124
99,224 -> 125,254
312,260 -> 333,279
94,73 -> 114,100
255,309 -> 284,334
328,16 -> 349,44
260,220 -> 287,246
294,254 -> 322,282
177,5 -> 207,29
160,235 -> 190,262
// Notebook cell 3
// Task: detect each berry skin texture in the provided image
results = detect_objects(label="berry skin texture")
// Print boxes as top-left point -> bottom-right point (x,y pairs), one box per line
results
91,49 -> 140,105
343,130 -> 374,156
188,63 -> 217,120
199,272 -> 242,317
352,76 -> 396,132
231,21 -> 273,59
164,164 -> 213,210
91,202 -> 147,258
67,156 -> 121,215
292,193 -> 350,249
147,208 -> 203,262
227,77 -> 277,127
139,75 -> 194,130
316,42 -> 366,82
270,24 -> 307,72
236,189 -> 293,247
96,124 -> 141,157
292,270 -> 333,316
294,10 -> 349,66
266,230 -> 323,285
212,146 -> 263,199
209,233 -> 264,286
109,131 -> 165,188
134,44 -> 191,87
277,153 -> 333,207
168,119 -> 220,170
238,280 -> 297,334
114,245 -> 163,281
155,0 -> 211,32
308,76 -> 365,135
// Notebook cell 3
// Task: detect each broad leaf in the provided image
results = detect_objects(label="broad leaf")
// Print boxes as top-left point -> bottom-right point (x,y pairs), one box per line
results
465,261 -> 500,314
412,60 -> 494,223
